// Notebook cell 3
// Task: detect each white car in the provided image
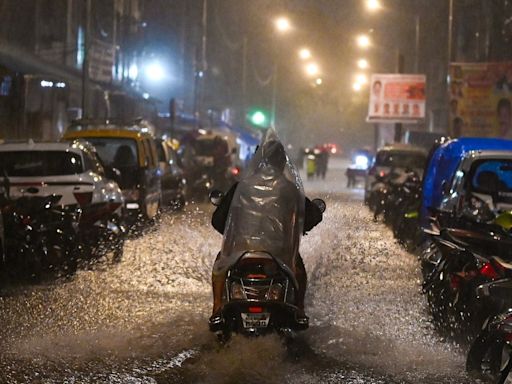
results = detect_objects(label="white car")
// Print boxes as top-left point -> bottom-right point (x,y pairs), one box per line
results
0,140 -> 123,214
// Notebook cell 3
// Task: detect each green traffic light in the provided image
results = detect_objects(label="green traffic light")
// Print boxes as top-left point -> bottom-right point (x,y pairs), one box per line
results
248,109 -> 268,127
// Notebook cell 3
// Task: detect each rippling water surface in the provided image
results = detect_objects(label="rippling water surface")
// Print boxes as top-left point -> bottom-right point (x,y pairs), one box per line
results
0,163 -> 473,383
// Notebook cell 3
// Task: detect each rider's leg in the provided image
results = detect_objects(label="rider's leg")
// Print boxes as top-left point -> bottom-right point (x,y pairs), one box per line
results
295,254 -> 307,316
211,273 -> 224,316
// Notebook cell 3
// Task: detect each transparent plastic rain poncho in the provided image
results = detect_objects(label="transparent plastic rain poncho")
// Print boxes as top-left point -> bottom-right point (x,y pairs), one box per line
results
213,130 -> 305,277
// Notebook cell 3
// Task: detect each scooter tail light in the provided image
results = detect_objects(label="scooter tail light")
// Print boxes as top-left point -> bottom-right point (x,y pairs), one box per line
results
74,192 -> 93,206
248,306 -> 263,313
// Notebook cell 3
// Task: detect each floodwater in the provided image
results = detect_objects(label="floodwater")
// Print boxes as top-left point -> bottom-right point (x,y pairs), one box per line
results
0,160 -> 472,383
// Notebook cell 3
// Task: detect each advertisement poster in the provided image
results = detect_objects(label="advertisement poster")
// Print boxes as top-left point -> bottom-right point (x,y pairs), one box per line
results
449,62 -> 512,138
367,74 -> 426,123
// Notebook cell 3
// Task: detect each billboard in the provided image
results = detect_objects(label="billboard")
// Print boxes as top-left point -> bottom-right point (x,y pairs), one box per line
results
449,62 -> 512,138
367,74 -> 426,124
89,39 -> 115,83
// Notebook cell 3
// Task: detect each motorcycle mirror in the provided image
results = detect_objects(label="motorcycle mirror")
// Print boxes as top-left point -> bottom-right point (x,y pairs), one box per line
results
209,190 -> 224,206
312,198 -> 326,213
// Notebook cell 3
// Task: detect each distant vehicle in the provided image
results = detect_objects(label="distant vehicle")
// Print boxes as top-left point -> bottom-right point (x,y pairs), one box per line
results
63,119 -> 162,221
365,144 -> 427,204
346,149 -> 372,188
182,133 -> 236,196
154,138 -> 187,209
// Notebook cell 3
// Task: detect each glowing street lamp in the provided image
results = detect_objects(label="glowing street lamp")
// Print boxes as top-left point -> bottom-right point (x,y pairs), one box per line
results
356,34 -> 371,49
299,48 -> 312,60
275,17 -> 291,33
305,62 -> 320,77
352,82 -> 362,92
365,0 -> 382,12
145,61 -> 166,82
315,78 -> 323,85
357,58 -> 369,69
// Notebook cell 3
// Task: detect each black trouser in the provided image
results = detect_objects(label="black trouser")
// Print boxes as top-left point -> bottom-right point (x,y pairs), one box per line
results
295,254 -> 307,311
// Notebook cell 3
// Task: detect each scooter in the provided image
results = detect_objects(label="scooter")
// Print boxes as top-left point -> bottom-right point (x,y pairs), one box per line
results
209,250 -> 309,340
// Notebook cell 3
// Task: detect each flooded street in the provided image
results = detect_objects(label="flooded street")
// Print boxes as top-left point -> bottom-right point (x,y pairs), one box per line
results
0,161 -> 471,383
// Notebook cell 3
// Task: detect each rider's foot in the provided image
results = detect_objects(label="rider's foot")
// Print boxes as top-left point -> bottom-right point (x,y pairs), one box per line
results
295,309 -> 309,329
209,311 -> 224,332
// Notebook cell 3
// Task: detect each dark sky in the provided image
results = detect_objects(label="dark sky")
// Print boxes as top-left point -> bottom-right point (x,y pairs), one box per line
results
141,0 -> 449,152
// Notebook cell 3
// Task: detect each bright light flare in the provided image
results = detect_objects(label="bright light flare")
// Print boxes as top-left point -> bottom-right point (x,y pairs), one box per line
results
356,34 -> 371,49
352,82 -> 362,92
357,58 -> 369,69
305,62 -> 320,76
366,0 -> 382,12
355,73 -> 368,84
299,48 -> 312,60
145,61 -> 165,81
275,17 -> 291,32
315,78 -> 323,85
355,155 -> 370,169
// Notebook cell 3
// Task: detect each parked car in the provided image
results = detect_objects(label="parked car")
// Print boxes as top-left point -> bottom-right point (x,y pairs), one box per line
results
365,144 -> 427,204
0,140 -> 123,208
154,137 -> 187,208
63,119 -> 162,222
0,140 -> 125,264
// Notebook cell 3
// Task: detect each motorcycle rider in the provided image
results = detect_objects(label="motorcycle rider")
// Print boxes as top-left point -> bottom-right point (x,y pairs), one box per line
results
210,139 -> 323,326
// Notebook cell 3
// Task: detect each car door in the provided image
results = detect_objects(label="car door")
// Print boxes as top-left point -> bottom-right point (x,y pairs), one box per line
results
141,138 -> 161,217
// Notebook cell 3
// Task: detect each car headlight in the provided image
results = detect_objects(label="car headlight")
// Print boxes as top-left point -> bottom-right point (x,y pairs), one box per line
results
230,282 -> 245,300
266,283 -> 283,301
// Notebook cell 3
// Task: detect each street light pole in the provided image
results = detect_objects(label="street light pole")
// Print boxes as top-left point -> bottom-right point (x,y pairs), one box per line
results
271,61 -> 278,128
415,15 -> 420,73
81,0 -> 92,118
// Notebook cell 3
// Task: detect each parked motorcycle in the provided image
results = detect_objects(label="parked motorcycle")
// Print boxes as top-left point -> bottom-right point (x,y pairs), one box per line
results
422,216 -> 512,333
2,193 -> 81,279
467,277 -> 512,383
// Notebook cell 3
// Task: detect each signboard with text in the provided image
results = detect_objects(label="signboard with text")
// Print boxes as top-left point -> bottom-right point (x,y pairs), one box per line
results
89,39 -> 115,83
449,62 -> 512,138
367,74 -> 426,124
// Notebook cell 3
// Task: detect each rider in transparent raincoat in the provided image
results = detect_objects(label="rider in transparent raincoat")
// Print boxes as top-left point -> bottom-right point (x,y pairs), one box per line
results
210,132 -> 323,323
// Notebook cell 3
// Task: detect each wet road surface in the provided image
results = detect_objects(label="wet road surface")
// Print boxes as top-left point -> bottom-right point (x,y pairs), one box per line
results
0,160 -> 473,383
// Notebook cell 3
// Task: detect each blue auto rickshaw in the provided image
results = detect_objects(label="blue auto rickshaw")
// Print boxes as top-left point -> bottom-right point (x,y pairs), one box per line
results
421,138 -> 512,227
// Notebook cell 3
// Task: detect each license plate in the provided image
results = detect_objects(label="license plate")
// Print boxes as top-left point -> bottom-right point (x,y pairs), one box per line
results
241,313 -> 270,328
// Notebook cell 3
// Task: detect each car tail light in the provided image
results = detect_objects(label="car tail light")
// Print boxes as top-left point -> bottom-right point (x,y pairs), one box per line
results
248,306 -> 263,313
74,192 -> 93,206
480,263 -> 500,280
230,167 -> 240,176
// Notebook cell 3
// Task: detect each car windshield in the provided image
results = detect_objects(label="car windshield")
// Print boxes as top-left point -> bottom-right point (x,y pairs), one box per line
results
0,151 -> 83,176
470,159 -> 512,199
84,138 -> 138,168
376,151 -> 426,169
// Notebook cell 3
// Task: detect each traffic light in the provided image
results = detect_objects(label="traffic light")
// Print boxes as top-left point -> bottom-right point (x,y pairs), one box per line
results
248,108 -> 269,128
